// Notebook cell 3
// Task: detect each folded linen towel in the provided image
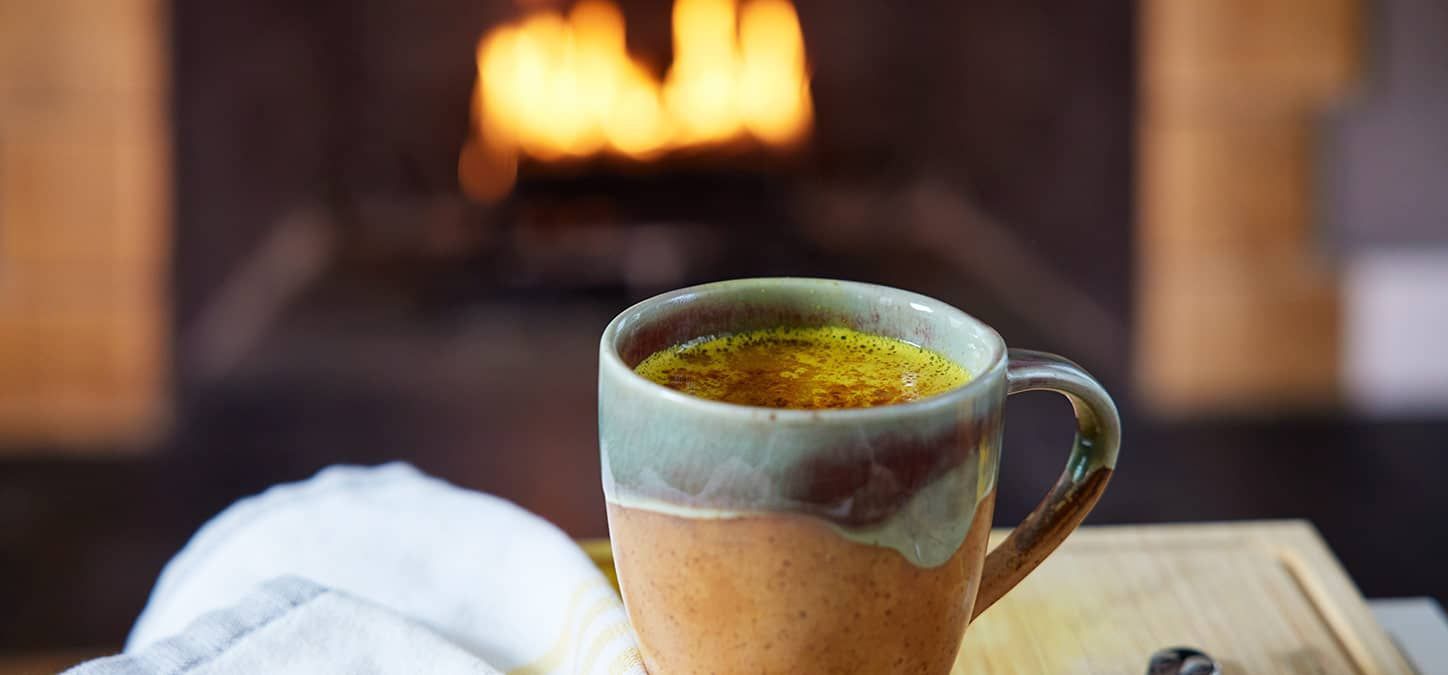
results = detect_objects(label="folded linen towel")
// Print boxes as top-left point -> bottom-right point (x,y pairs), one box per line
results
67,463 -> 644,675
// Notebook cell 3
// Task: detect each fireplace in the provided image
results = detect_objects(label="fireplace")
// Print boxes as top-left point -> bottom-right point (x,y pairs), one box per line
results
176,0 -> 1131,343
460,0 -> 812,202
170,0 -> 1133,531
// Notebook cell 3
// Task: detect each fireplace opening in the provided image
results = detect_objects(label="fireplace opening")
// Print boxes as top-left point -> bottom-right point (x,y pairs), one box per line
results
460,0 -> 812,204
172,0 -> 1133,529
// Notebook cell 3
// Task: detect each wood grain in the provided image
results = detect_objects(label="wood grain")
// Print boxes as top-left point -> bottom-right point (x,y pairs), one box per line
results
1135,0 -> 1361,415
954,521 -> 1409,674
584,521 -> 1411,674
0,0 -> 170,449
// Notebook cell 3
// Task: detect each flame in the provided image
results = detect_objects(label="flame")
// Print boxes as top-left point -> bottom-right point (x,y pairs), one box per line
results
462,0 -> 812,200
738,0 -> 811,145
664,0 -> 741,143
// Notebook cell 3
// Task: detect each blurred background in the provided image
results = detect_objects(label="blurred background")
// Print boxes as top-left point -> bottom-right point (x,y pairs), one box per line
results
2,0 -> 1445,667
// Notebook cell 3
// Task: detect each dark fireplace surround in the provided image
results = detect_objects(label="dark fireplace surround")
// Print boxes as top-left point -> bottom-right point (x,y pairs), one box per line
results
172,0 -> 1133,380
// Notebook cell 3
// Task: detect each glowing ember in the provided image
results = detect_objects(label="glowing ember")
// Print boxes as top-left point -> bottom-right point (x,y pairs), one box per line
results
459,0 -> 812,202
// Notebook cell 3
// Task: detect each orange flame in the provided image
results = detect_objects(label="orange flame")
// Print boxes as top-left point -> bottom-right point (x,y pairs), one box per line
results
460,0 -> 811,202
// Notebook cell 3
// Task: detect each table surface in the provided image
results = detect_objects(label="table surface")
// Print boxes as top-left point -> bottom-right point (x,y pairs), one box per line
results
9,521 -> 1428,674
951,521 -> 1411,674
9,604 -> 1444,675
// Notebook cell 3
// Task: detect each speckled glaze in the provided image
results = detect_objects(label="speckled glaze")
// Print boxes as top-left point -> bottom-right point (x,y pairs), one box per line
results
601,278 -> 1006,567
599,278 -> 1120,673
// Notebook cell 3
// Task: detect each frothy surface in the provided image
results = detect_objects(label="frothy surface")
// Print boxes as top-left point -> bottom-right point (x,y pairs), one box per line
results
633,326 -> 970,409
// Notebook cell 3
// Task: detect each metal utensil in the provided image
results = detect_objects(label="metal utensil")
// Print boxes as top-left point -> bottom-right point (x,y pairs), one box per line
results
1147,646 -> 1222,675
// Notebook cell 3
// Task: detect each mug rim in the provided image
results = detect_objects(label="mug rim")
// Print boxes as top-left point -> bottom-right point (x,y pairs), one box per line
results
599,277 -> 1008,423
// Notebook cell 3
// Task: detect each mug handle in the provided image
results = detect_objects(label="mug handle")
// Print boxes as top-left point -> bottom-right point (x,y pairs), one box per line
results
971,348 -> 1122,620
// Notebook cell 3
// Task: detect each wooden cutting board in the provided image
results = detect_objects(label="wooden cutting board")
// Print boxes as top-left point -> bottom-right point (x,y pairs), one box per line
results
582,520 -> 1413,674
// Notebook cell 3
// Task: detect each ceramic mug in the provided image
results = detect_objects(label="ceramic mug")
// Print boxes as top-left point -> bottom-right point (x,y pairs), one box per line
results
599,278 -> 1120,674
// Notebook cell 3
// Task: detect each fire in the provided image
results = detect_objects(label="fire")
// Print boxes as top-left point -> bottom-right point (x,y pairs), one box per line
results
459,0 -> 812,201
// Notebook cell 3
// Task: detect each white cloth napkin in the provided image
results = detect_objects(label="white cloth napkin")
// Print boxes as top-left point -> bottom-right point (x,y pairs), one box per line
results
67,463 -> 645,675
